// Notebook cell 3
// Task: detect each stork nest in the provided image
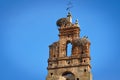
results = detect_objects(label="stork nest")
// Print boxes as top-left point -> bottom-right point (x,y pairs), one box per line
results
56,18 -> 71,27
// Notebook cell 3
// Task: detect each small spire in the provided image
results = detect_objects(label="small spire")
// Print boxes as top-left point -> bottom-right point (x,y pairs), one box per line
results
67,12 -> 71,17
67,12 -> 72,22
75,19 -> 80,27
75,19 -> 78,24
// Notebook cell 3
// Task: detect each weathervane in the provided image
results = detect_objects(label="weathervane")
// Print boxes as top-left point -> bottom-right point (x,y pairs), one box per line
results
66,0 -> 73,12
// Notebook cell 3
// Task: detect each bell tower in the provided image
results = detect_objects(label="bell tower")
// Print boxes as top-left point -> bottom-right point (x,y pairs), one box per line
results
46,12 -> 92,80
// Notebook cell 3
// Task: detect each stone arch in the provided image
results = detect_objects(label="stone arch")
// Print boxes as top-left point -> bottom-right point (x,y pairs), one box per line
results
66,40 -> 73,57
62,71 -> 75,80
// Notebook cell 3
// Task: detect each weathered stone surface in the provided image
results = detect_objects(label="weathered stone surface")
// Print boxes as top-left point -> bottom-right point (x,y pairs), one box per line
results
46,12 -> 92,80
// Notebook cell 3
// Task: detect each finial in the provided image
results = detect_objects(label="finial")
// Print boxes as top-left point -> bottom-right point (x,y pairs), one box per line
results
67,12 -> 72,22
75,19 -> 80,27
67,12 -> 71,17
75,19 -> 78,24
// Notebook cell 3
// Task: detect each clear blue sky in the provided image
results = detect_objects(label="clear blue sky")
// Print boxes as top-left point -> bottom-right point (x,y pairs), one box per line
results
0,0 -> 120,80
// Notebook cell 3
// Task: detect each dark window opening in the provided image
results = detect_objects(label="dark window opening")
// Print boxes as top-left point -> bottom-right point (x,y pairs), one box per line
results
81,51 -> 84,54
51,73 -> 53,76
84,60 -> 86,62
77,78 -> 79,80
67,43 -> 72,57
67,60 -> 70,64
84,69 -> 87,72
68,61 -> 70,64
50,64 -> 52,66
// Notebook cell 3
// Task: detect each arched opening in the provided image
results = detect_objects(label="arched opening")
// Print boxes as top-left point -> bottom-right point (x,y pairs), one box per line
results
66,42 -> 72,56
62,72 -> 75,80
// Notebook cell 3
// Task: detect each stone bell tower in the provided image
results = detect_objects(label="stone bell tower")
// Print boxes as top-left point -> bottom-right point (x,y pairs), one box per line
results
46,12 -> 92,80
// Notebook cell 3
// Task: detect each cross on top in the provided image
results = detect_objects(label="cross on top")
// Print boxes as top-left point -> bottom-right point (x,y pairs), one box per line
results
66,0 -> 73,11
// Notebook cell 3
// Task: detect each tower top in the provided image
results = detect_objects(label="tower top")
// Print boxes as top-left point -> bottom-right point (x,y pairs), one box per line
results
46,10 -> 92,80
67,12 -> 72,17
46,1 -> 92,80
56,12 -> 79,28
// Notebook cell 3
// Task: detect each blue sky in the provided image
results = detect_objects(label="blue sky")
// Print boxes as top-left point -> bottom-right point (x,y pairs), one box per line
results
0,0 -> 120,80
